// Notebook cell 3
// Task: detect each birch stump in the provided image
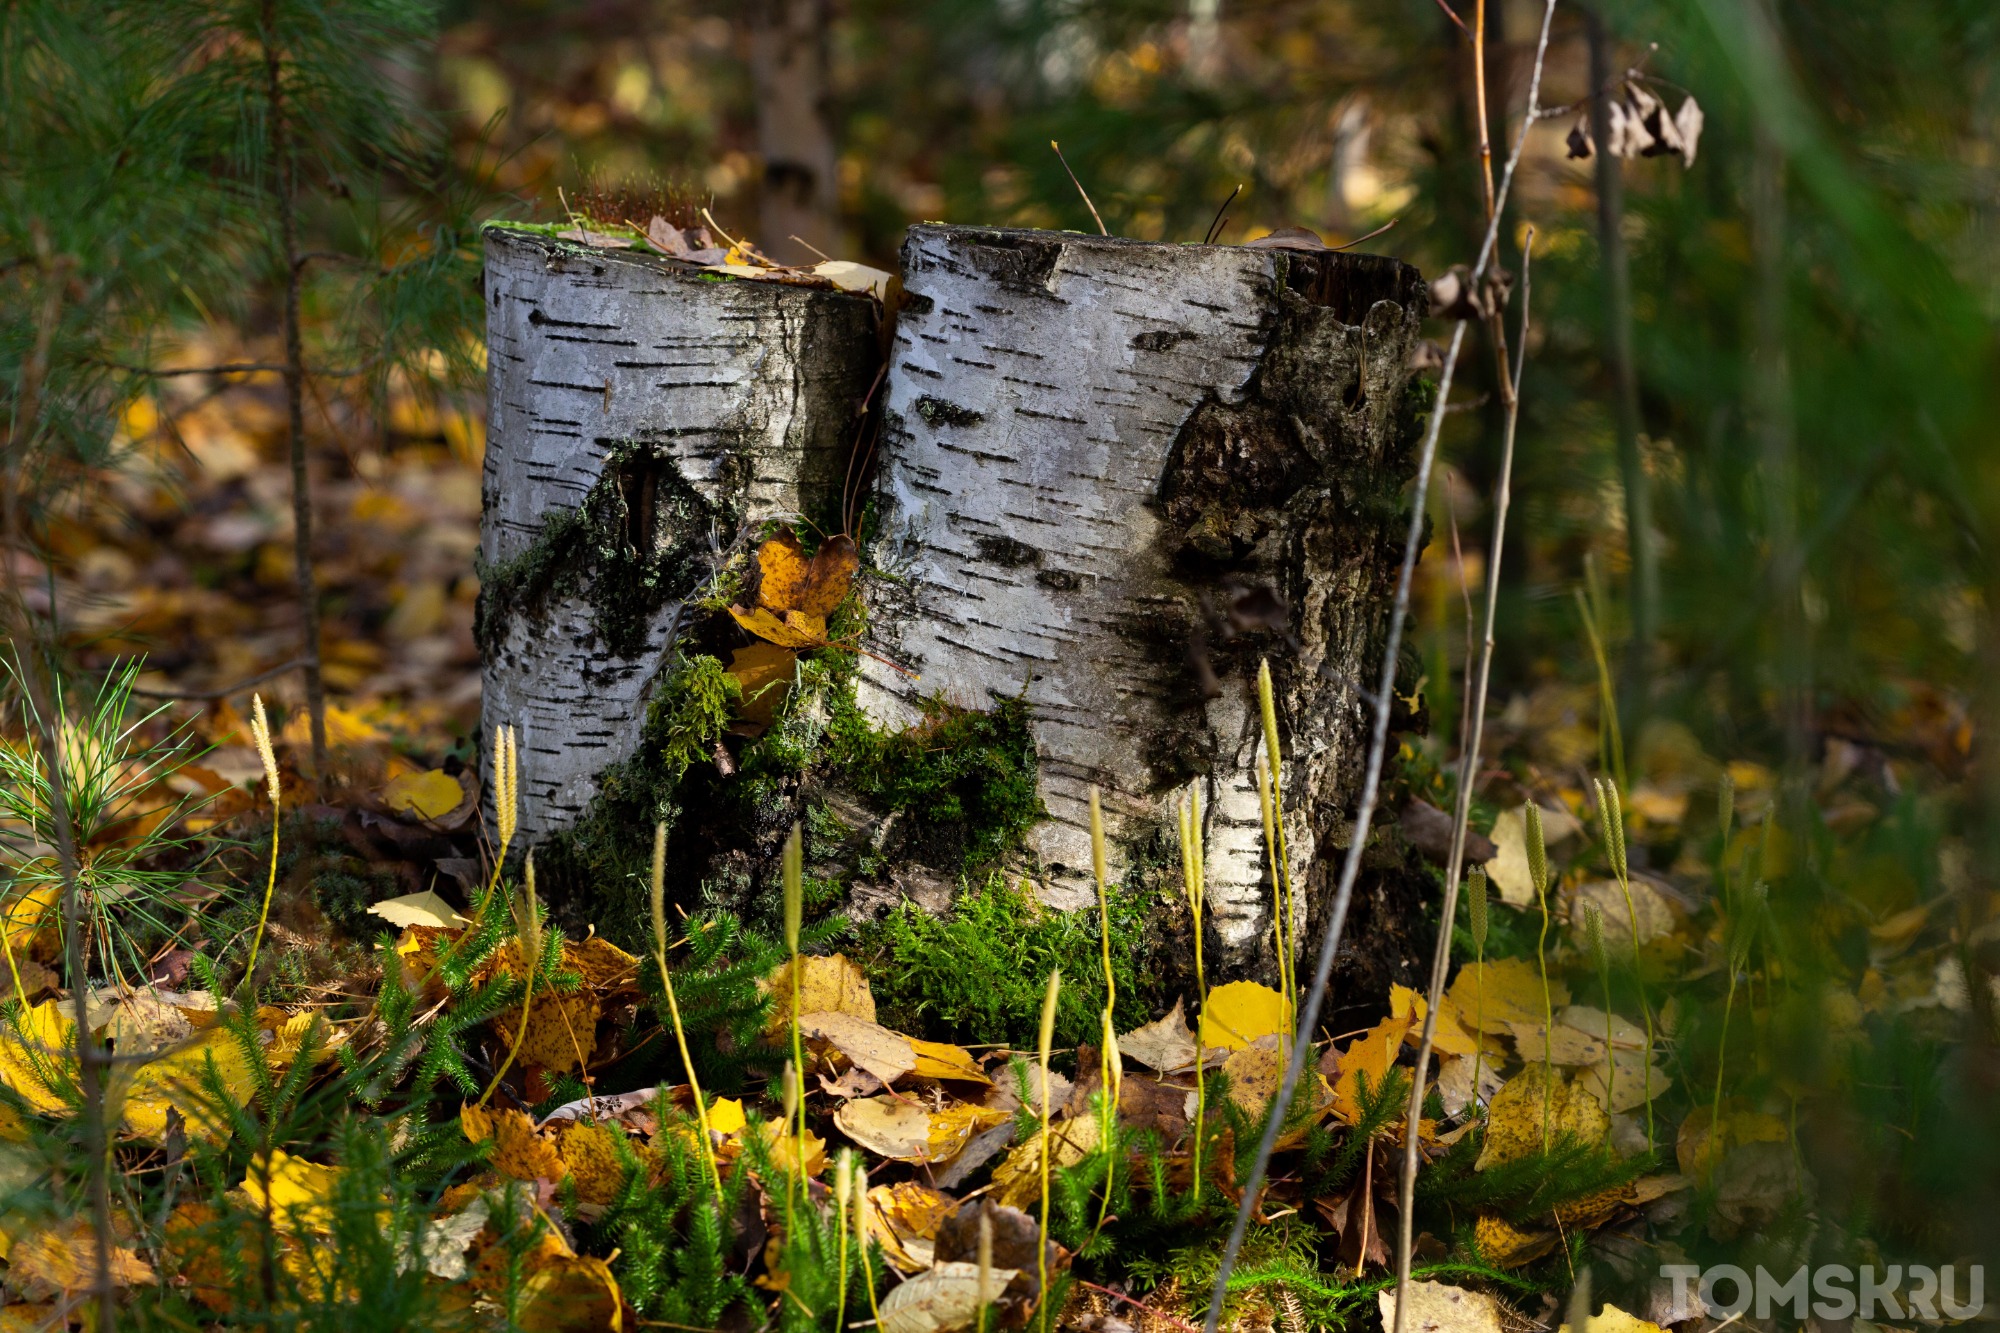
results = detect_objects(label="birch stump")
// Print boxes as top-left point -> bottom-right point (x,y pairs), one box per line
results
478,228 -> 880,845
858,225 -> 1428,975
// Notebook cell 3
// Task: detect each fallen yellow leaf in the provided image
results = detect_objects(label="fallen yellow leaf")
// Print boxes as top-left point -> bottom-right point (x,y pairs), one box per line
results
1475,1065 -> 1609,1170
241,1149 -> 343,1233
462,1102 -> 565,1182
1446,958 -> 1569,1035
0,1000 -> 74,1116
1198,980 -> 1291,1051
7,1222 -> 155,1297
1331,1015 -> 1410,1125
864,1181 -> 958,1274
834,1095 -> 932,1160
382,768 -> 466,822
764,953 -> 876,1031
367,889 -> 471,931
907,1037 -> 990,1084
1557,1303 -> 1669,1333
116,1026 -> 258,1142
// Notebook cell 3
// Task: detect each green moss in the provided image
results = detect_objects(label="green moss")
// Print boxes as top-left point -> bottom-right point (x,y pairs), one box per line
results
475,444 -> 731,660
824,688 -> 1044,872
535,654 -> 742,944
853,874 -> 1153,1050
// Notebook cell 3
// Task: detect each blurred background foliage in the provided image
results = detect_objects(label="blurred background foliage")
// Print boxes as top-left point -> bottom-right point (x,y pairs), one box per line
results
5,0 -> 2000,1298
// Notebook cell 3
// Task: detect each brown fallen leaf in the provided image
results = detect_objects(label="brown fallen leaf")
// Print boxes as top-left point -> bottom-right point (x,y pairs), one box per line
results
8,1222 -> 155,1298
800,1011 -> 917,1087
935,1198 -> 1068,1309
729,529 -> 860,651
1116,998 -> 1199,1072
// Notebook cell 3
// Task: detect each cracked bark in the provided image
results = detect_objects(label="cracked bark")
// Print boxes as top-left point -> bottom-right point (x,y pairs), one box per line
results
859,225 -> 1430,977
478,228 -> 880,845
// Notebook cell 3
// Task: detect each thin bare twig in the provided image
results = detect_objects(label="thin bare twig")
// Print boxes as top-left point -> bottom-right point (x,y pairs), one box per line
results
1201,4 -> 1559,1330
126,657 -> 306,701
260,2 -> 327,772
91,358 -> 372,379
1390,1 -> 1560,1325
1203,183 -> 1243,245
0,248 -> 119,1330
1328,217 -> 1401,251
1432,0 -> 1474,41
1050,140 -> 1109,237
1394,230 -> 1535,1314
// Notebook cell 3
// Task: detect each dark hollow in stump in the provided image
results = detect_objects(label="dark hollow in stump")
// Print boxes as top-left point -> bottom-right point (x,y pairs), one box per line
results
859,224 -> 1432,980
478,227 -> 882,845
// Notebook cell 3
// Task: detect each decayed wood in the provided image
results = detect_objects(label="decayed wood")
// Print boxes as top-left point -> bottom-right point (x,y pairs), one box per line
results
479,227 -> 879,845
859,225 -> 1428,973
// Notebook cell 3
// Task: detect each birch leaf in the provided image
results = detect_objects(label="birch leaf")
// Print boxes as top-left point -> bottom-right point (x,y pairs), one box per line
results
367,890 -> 470,930
1117,998 -> 1198,1071
1197,980 -> 1291,1050
382,768 -> 466,822
879,1260 -> 1022,1333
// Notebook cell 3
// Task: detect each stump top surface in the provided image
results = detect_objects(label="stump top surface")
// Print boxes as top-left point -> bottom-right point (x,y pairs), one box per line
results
903,222 -> 1427,325
483,224 -> 881,312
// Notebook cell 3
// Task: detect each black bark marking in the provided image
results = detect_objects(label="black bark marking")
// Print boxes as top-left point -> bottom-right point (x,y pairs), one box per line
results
974,534 -> 1041,567
915,396 -> 986,427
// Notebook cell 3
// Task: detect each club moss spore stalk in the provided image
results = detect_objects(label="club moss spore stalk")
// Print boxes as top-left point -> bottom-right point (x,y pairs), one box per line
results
782,822 -> 807,1192
1256,661 -> 1296,1016
834,1149 -> 854,1328
1583,900 -> 1613,1108
242,692 -> 283,981
483,725 -> 518,912
853,1156 -> 882,1327
1595,777 -> 1655,1146
1037,967 -> 1061,1333
650,821 -> 721,1194
478,850 -> 541,1109
1527,804 -> 1555,1152
1466,867 -> 1489,1108
1088,786 -> 1121,1239
1180,790 -> 1208,1203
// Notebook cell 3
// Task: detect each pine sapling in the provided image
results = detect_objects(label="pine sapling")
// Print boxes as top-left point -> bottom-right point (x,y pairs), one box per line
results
242,692 -> 283,982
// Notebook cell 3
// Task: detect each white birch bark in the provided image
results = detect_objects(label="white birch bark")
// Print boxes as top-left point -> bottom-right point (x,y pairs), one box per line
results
479,227 -> 878,845
858,225 -> 1428,973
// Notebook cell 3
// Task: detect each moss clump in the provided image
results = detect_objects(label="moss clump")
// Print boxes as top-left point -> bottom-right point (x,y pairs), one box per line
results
534,653 -> 742,945
853,874 -> 1153,1050
475,445 -> 729,660
826,691 -> 1044,873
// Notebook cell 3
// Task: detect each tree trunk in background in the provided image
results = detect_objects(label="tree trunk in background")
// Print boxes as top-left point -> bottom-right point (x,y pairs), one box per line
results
1586,7 -> 1659,717
748,0 -> 839,267
859,225 -> 1429,978
478,228 -> 880,844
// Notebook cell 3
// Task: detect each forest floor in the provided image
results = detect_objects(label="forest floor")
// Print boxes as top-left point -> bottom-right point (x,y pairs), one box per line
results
0,342 -> 1985,1333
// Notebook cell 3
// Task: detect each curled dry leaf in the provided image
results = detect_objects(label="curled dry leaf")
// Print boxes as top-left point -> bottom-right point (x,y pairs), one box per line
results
835,1095 -> 933,1160
729,530 -> 860,651
865,1181 -> 958,1274
878,1260 -> 1023,1333
418,1197 -> 490,1280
